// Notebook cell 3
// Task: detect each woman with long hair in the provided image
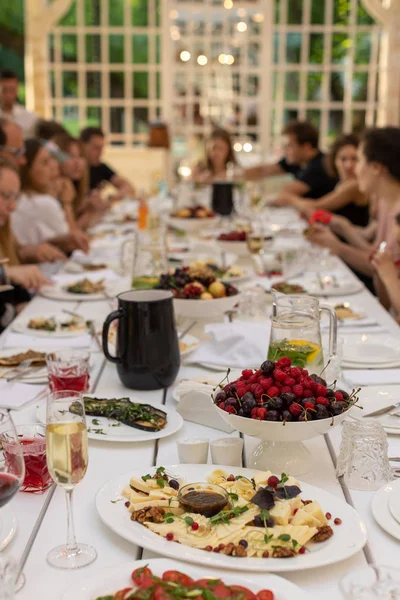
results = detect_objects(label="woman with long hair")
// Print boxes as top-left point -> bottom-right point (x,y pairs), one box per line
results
192,128 -> 236,183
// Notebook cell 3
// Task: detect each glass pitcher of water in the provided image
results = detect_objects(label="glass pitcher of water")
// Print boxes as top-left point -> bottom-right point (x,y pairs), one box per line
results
120,229 -> 168,287
268,293 -> 337,371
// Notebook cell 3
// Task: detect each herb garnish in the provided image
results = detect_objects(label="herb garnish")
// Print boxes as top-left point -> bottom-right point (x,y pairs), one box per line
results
209,505 -> 249,526
88,428 -> 106,435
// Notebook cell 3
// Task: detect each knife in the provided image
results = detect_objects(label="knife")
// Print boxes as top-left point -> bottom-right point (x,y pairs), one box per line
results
363,402 -> 400,418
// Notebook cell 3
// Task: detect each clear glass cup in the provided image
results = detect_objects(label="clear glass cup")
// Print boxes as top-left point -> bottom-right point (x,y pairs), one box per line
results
3,424 -> 51,494
0,555 -> 18,600
237,287 -> 269,321
0,411 -> 25,510
246,221 -> 265,256
340,565 -> 400,599
336,421 -> 392,491
46,350 -> 90,393
46,390 -> 96,569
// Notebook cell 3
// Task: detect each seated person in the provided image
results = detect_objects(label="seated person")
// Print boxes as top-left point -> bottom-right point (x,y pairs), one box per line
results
306,127 -> 400,278
191,128 -> 237,183
80,126 -> 135,197
276,133 -> 370,227
245,120 -> 338,199
11,139 -> 89,254
0,69 -> 38,138
34,118 -> 67,141
51,133 -> 109,231
0,117 -> 26,170
371,237 -> 400,318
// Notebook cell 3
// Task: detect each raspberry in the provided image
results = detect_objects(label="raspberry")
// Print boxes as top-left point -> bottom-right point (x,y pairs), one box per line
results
281,386 -> 291,395
253,385 -> 264,398
257,407 -> 267,419
267,475 -> 280,487
284,377 -> 296,387
316,396 -> 329,406
293,384 -> 303,397
225,405 -> 236,414
251,407 -> 259,419
242,369 -> 253,379
236,388 -> 246,398
273,369 -> 286,382
218,402 -> 225,410
315,384 -> 327,397
277,357 -> 291,368
289,402 -> 303,416
289,367 -> 302,379
304,401 -> 316,411
309,382 -> 318,393
335,391 -> 343,402
255,369 -> 263,377
250,383 -> 259,393
248,375 -> 258,384
302,389 -> 313,398
267,386 -> 279,398
260,377 -> 273,390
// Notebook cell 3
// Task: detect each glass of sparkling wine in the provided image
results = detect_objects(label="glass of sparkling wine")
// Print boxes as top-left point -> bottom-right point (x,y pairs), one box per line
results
46,390 -> 96,569
246,222 -> 265,255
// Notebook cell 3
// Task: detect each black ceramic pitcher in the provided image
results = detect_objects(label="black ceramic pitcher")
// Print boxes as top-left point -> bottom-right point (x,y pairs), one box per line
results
212,181 -> 234,216
102,290 -> 180,390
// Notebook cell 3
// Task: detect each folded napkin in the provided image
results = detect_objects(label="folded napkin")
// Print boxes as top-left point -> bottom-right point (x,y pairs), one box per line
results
344,369 -> 400,387
3,331 -> 91,349
186,321 -> 271,369
0,381 -> 46,410
176,389 -> 235,433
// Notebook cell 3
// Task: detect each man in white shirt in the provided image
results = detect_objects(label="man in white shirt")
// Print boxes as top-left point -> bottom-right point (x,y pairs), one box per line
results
0,69 -> 38,139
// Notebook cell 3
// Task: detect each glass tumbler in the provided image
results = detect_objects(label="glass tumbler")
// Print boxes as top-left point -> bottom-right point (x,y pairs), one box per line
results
340,565 -> 400,599
336,421 -> 392,491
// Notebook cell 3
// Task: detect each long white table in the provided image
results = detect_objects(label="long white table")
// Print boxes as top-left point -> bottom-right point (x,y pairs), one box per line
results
2,242 -> 400,599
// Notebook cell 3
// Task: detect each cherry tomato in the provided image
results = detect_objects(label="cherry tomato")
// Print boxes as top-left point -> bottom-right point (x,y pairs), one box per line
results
154,585 -> 173,600
230,585 -> 257,599
212,582 -> 233,598
194,578 -> 221,589
162,570 -> 194,586
114,588 -> 133,600
131,567 -> 153,586
256,591 -> 275,600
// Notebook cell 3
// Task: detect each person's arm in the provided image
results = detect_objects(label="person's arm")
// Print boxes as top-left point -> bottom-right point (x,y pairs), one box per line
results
110,174 -> 135,197
6,265 -> 50,290
305,223 -> 373,276
17,242 -> 67,264
371,250 -> 400,315
47,230 -> 90,254
244,162 -> 285,181
329,215 -> 374,251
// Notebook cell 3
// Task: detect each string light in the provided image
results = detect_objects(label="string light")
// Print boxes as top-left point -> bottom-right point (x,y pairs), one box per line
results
170,26 -> 180,41
224,0 -> 233,8
252,13 -> 264,23
197,54 -> 208,66
243,142 -> 253,152
169,9 -> 178,19
233,142 -> 242,152
180,50 -> 191,62
218,53 -> 226,64
237,21 -> 247,32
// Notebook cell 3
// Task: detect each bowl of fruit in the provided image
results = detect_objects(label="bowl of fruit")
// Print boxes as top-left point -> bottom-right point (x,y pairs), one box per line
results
169,206 -> 218,232
216,230 -> 249,257
157,267 -> 240,318
211,357 -> 358,476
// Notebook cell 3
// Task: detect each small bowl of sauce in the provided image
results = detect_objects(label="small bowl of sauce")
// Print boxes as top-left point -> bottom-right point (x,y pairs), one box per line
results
178,482 -> 229,517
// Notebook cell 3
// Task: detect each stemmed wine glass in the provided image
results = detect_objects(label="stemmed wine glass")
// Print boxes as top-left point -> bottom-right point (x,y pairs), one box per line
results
0,410 -> 25,597
46,390 -> 96,569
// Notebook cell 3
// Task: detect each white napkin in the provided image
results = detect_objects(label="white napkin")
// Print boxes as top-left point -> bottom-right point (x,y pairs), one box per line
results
344,369 -> 400,387
2,331 -> 92,349
186,321 -> 271,368
0,381 -> 46,410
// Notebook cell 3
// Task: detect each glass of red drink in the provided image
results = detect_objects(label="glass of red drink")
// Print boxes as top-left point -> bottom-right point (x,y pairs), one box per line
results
0,410 -> 25,510
46,350 -> 90,393
3,424 -> 51,493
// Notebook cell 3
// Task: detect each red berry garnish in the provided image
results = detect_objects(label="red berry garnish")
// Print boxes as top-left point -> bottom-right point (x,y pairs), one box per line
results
242,369 -> 253,379
316,397 -> 329,406
325,512 -> 332,520
166,532 -> 174,541
289,402 -> 303,416
267,386 -> 279,397
125,501 -> 130,508
253,385 -> 264,398
292,384 -> 303,397
334,518 -> 342,525
298,547 -> 306,554
277,357 -> 291,368
205,545 -> 212,552
267,475 -> 280,487
191,522 -> 199,531
335,391 -> 343,402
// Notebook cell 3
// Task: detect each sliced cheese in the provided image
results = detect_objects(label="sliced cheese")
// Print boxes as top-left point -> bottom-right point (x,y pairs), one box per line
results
303,501 -> 327,526
290,508 -> 320,528
270,500 -> 292,526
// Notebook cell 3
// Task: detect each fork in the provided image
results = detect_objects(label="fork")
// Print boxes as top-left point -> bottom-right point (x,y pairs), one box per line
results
5,360 -> 34,382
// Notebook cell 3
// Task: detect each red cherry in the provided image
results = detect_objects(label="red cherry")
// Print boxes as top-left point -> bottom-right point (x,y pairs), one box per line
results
218,402 -> 225,410
289,402 -> 303,416
267,475 -> 280,487
225,405 -> 236,414
257,407 -> 267,420
304,401 -> 316,411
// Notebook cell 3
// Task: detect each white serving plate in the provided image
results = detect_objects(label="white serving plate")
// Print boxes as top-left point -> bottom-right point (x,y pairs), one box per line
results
372,480 -> 400,542
0,347 -> 48,384
306,279 -> 363,297
61,557 -> 311,600
96,464 -> 367,573
36,396 -> 183,443
11,314 -> 88,338
40,284 -> 108,302
173,292 -> 241,319
342,339 -> 400,365
179,334 -> 201,358
349,386 -> 400,434
0,506 -> 17,551
388,480 -> 400,525
169,216 -> 218,233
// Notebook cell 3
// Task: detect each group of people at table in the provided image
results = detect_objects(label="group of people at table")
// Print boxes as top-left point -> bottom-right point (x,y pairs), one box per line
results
0,66 -> 400,331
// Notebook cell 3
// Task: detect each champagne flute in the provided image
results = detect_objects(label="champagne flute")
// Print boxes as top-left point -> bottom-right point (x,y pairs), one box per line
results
246,222 -> 265,255
46,390 -> 96,569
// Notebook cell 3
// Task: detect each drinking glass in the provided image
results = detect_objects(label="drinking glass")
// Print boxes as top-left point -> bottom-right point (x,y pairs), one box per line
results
46,350 -> 90,393
0,410 -> 25,510
336,421 -> 392,491
0,555 -> 18,600
237,287 -> 269,321
246,222 -> 266,256
340,565 -> 400,599
46,390 -> 96,568
3,424 -> 51,493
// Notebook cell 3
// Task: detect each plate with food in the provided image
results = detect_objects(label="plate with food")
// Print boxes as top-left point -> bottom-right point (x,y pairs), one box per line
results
36,395 -> 183,443
188,260 -> 251,284
96,464 -> 366,573
12,314 -> 90,338
271,282 -> 307,295
61,557 -> 311,600
0,348 -> 48,383
40,277 -> 108,301
307,277 -> 363,297
169,207 -> 217,233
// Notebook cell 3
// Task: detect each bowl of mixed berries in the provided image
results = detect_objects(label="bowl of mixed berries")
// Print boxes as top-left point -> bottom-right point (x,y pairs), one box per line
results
217,230 -> 249,256
211,357 -> 359,475
169,206 -> 217,232
156,267 -> 240,318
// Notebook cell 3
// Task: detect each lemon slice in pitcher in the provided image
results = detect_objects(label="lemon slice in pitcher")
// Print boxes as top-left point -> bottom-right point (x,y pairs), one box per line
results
289,340 -> 322,364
